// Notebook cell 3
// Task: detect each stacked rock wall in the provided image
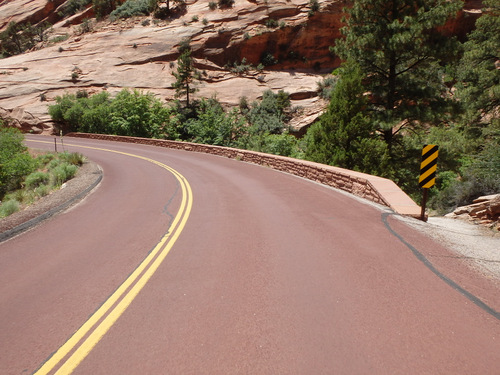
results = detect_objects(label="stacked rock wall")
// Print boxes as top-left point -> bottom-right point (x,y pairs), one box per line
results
67,132 -> 422,218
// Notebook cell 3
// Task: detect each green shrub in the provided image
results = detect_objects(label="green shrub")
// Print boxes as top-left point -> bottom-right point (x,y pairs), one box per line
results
36,152 -> 56,166
49,90 -> 170,137
109,89 -> 172,138
185,98 -> 244,147
0,127 -> 36,198
51,163 -> 78,186
50,34 -> 70,44
261,51 -> 277,66
77,19 -> 93,34
308,0 -> 320,16
34,184 -> 50,198
0,200 -> 19,218
4,189 -> 33,205
93,0 -> 118,18
25,171 -> 50,189
317,75 -> 338,99
48,158 -> 62,170
245,90 -> 290,136
110,0 -> 157,20
60,0 -> 92,17
258,133 -> 300,157
266,19 -> 279,28
59,152 -> 86,166
218,0 -> 234,8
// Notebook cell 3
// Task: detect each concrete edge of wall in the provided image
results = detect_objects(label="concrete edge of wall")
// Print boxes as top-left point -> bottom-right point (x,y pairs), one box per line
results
67,133 -> 422,218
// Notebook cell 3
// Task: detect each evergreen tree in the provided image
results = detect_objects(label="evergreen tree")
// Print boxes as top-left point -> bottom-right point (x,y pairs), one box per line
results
304,63 -> 390,175
457,0 -> 499,128
334,0 -> 463,151
171,39 -> 201,108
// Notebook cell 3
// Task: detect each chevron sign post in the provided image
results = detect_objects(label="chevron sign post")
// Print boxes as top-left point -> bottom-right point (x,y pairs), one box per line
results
419,144 -> 439,221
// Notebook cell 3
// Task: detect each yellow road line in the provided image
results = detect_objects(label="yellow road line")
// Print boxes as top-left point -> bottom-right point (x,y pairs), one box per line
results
28,140 -> 193,375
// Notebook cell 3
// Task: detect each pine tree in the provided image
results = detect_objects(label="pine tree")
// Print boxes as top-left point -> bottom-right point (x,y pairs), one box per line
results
334,0 -> 463,151
457,0 -> 499,127
304,62 -> 390,175
171,39 -> 201,108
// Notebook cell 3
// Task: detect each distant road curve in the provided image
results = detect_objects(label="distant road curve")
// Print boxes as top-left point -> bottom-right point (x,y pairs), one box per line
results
0,135 -> 498,375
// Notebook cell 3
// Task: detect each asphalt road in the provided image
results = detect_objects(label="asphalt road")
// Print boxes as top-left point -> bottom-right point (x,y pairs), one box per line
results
1,135 -> 498,374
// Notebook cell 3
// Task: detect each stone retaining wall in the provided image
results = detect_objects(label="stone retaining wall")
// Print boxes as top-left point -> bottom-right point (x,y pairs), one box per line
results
67,133 -> 422,218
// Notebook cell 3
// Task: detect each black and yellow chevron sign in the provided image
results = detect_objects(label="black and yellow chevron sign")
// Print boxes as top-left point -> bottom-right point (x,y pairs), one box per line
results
419,144 -> 439,188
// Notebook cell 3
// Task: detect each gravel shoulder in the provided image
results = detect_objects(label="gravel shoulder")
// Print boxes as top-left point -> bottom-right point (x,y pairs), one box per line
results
397,214 -> 500,282
0,160 -> 102,242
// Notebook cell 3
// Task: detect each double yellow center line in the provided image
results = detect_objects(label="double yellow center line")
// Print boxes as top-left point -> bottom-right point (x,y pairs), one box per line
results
29,141 -> 193,374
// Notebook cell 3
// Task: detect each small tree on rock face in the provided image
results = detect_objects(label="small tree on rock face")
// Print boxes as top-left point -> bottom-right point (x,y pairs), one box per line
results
0,21 -> 50,57
171,39 -> 201,108
218,0 -> 234,9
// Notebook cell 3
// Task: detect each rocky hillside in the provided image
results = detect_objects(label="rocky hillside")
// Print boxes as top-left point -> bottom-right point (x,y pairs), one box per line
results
0,0 -> 481,134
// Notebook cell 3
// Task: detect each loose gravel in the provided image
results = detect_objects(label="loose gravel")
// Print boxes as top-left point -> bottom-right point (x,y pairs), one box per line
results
396,214 -> 500,281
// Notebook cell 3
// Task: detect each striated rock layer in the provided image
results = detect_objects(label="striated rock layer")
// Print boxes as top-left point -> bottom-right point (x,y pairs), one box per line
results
446,194 -> 500,232
0,0 -> 481,134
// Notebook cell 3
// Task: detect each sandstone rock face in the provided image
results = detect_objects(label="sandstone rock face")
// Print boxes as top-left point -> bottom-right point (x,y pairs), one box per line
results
446,194 -> 500,231
0,0 -> 66,32
0,0 -> 482,134
0,106 -> 47,133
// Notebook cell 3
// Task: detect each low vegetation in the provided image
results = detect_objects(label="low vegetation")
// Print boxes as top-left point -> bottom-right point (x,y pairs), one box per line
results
110,0 -> 157,20
0,124 -> 85,218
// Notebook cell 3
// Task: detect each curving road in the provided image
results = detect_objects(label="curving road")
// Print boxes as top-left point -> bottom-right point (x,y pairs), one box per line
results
0,135 -> 499,374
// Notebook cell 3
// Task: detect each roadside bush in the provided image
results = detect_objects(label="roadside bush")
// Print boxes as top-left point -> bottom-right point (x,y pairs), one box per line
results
185,98 -> 244,147
59,152 -> 86,166
0,126 -> 84,217
246,90 -> 290,135
25,171 -> 50,189
253,133 -> 300,157
0,200 -> 19,218
49,89 -> 170,138
48,158 -> 62,170
34,184 -> 50,198
36,152 -> 56,167
51,163 -> 78,186
0,127 -> 36,199
109,89 -> 172,138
